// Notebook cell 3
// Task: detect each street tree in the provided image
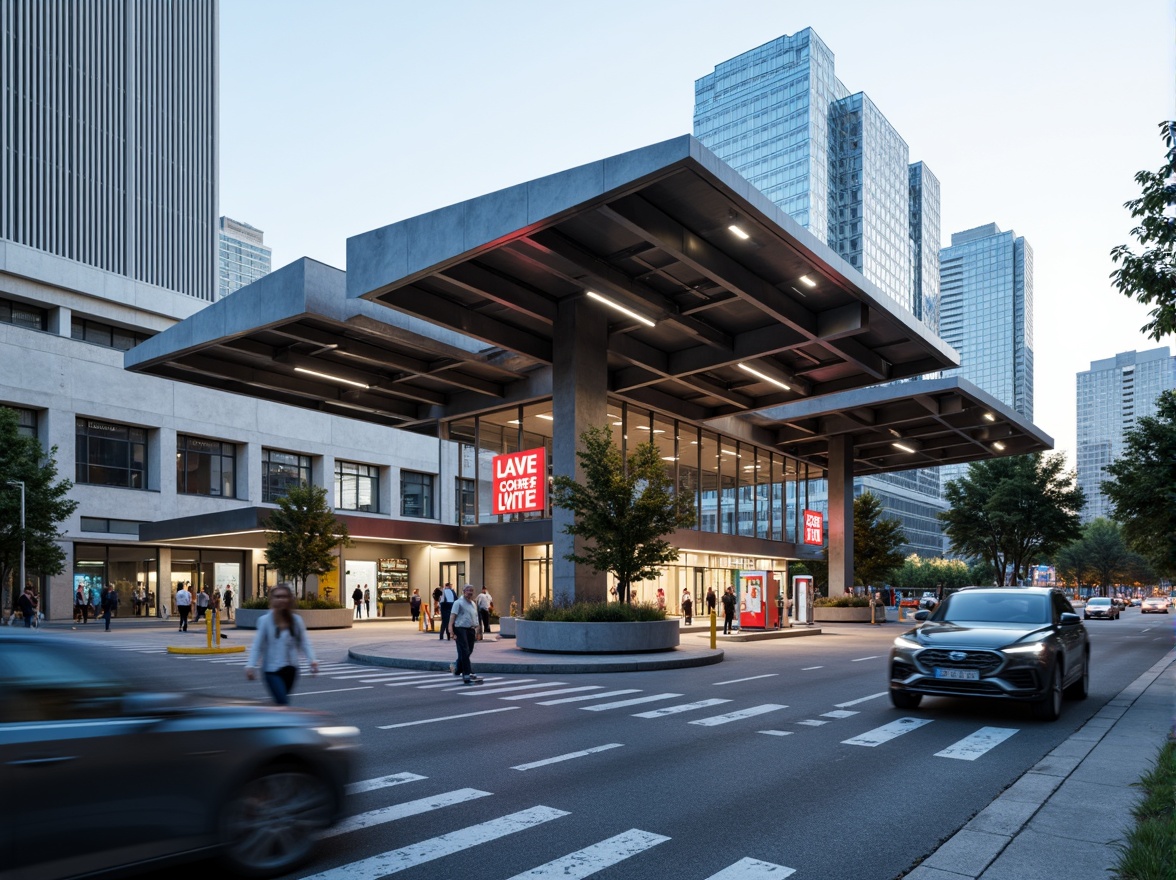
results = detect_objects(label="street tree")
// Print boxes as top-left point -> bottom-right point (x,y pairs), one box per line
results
1101,389 -> 1176,575
264,483 -> 351,599
0,408 -> 78,613
1109,121 -> 1176,341
808,492 -> 907,592
1081,518 -> 1131,594
941,453 -> 1084,586
891,554 -> 971,593
550,425 -> 695,604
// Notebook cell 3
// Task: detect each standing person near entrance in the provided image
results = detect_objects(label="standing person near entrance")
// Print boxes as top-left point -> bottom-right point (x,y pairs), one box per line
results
438,582 -> 457,640
682,591 -> 693,625
16,587 -> 37,628
101,585 -> 119,631
175,582 -> 192,632
245,583 -> 319,705
706,587 -> 717,618
351,585 -> 363,619
363,585 -> 371,619
195,586 -> 209,622
409,589 -> 422,623
223,586 -> 234,621
448,584 -> 483,685
476,586 -> 494,634
74,584 -> 88,624
721,586 -> 736,635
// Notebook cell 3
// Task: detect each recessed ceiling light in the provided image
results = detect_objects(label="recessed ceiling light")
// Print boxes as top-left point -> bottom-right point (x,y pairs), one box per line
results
983,412 -> 996,422
728,224 -> 750,240
892,441 -> 918,454
662,456 -> 677,461
536,414 -> 554,421
737,362 -> 791,392
799,274 -> 818,288
993,441 -> 1006,451
293,366 -> 370,389
585,290 -> 656,327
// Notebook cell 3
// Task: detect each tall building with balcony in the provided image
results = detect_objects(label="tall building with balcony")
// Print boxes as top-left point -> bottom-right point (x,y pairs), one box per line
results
218,217 -> 273,299
1076,348 -> 1175,522
694,28 -> 947,557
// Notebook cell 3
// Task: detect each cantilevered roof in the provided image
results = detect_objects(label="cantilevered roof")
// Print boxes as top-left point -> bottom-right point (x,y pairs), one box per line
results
128,136 -> 960,429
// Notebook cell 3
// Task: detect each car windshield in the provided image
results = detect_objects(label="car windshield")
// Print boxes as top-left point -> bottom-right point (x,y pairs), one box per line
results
1088,598 -> 1111,606
930,591 -> 1050,624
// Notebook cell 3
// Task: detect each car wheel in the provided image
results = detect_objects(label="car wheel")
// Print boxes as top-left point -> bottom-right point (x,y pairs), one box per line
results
219,765 -> 334,877
1032,663 -> 1063,721
890,689 -> 922,709
1064,650 -> 1089,700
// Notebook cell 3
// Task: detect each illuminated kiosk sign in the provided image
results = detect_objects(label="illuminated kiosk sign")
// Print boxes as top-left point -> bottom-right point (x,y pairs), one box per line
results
803,509 -> 824,546
491,448 -> 546,515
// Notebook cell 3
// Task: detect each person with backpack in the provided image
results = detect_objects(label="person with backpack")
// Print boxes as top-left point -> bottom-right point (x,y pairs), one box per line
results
245,583 -> 318,705
101,585 -> 119,631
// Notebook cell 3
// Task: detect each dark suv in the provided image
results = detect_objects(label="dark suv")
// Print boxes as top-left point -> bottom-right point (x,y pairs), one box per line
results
888,587 -> 1089,721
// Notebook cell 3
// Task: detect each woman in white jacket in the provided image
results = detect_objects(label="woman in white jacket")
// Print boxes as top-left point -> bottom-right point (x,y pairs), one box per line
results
245,584 -> 318,705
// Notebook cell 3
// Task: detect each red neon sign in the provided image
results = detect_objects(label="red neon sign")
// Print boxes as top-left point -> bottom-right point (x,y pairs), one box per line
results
803,509 -> 824,546
491,448 -> 546,515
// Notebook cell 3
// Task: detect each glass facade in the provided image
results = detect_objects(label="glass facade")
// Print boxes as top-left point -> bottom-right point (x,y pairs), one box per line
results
71,317 -> 151,351
218,216 -> 272,300
75,418 -> 147,489
400,471 -> 434,519
0,295 -> 48,331
261,449 -> 311,503
336,461 -> 379,512
176,435 -> 236,497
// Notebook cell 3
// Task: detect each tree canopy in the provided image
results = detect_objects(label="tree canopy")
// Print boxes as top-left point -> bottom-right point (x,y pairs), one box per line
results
264,483 -> 351,597
890,554 -> 973,592
940,453 -> 1084,586
1109,121 -> 1176,341
550,425 -> 695,603
806,492 -> 907,592
1101,389 -> 1176,575
0,408 -> 78,611
1055,518 -> 1153,594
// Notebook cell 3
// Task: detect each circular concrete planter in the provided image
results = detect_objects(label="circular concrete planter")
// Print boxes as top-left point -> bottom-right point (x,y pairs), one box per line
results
812,606 -> 886,623
515,619 -> 679,654
497,616 -> 518,638
233,607 -> 354,630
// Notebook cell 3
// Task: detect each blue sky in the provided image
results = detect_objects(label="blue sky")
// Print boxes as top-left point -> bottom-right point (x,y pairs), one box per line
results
219,0 -> 1175,464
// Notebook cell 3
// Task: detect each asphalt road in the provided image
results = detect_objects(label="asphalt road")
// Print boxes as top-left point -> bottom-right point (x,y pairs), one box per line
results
80,608 -> 1174,880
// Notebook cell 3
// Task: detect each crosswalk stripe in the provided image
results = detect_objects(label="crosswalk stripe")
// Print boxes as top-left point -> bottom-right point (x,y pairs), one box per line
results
511,743 -> 624,771
461,682 -> 563,696
301,805 -> 570,880
290,686 -> 373,697
758,730 -> 793,737
703,856 -> 796,878
378,707 -> 520,729
322,788 -> 490,838
346,772 -> 426,795
502,686 -> 606,701
504,828 -> 669,878
581,694 -> 683,712
417,677 -> 505,689
834,692 -> 886,708
356,674 -> 446,683
821,710 -> 859,719
386,675 -> 487,688
842,717 -> 933,747
935,726 -> 1019,760
794,720 -> 827,727
633,699 -> 731,718
537,689 -> 641,706
713,674 -> 779,686
689,704 -> 788,726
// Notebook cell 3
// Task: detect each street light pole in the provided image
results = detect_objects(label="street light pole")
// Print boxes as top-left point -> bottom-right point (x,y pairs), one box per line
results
6,480 -> 25,605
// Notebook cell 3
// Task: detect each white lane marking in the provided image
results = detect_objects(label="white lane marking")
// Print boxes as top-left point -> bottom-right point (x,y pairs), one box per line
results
712,674 -> 779,685
502,686 -> 606,701
331,671 -> 442,680
834,692 -> 887,708
537,689 -> 641,706
794,720 -> 827,727
356,674 -> 447,683
416,678 -> 505,689
935,727 -> 1019,761
801,666 -> 823,670
633,699 -> 731,718
384,674 -> 472,687
850,655 -> 881,662
378,707 -> 521,729
758,730 -> 793,737
581,694 -> 683,712
290,686 -> 374,697
821,710 -> 859,719
504,828 -> 669,878
346,772 -> 426,795
300,806 -> 569,880
842,717 -> 933,747
703,856 -> 796,879
461,682 -> 566,696
511,743 -> 624,771
689,704 -> 788,726
322,788 -> 490,838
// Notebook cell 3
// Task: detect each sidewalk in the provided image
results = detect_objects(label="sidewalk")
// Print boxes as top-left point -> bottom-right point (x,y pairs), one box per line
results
905,648 -> 1176,880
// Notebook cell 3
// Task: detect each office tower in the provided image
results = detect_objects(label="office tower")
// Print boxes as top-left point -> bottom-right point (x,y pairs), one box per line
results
694,28 -> 946,556
1077,348 -> 1176,522
218,217 -> 273,299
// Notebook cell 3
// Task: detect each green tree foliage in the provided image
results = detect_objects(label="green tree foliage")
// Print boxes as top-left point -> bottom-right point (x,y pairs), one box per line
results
1102,390 -> 1176,575
1109,122 -> 1176,341
0,408 -> 78,611
264,483 -> 351,597
550,426 -> 696,603
891,554 -> 972,592
1056,519 -> 1155,595
807,492 -> 906,591
940,453 -> 1084,586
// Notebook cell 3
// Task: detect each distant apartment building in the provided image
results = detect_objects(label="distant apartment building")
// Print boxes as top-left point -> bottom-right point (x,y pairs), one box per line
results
218,217 -> 272,299
1077,348 -> 1176,522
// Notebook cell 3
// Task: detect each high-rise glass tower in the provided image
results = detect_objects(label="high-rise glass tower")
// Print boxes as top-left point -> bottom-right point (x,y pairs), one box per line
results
1077,348 -> 1175,522
694,28 -> 946,557
218,217 -> 272,299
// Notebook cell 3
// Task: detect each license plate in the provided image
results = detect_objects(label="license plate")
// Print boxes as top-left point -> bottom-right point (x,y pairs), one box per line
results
934,667 -> 979,681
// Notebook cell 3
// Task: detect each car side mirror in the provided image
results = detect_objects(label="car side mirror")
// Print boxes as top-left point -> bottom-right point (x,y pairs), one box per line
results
914,610 -> 930,621
1059,612 -> 1081,626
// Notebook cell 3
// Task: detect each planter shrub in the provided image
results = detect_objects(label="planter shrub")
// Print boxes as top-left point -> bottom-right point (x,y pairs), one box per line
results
523,599 -> 666,622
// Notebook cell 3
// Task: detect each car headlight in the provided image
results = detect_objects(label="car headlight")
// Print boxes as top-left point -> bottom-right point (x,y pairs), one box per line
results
1002,641 -> 1047,655
313,725 -> 361,744
893,635 -> 921,650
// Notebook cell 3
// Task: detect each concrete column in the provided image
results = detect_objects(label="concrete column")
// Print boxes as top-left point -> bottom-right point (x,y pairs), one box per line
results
827,435 -> 854,596
551,295 -> 608,604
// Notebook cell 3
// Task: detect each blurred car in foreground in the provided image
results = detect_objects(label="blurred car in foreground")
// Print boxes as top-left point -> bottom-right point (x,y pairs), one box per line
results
889,587 -> 1089,721
0,632 -> 358,879
1141,596 -> 1170,614
1084,597 -> 1120,620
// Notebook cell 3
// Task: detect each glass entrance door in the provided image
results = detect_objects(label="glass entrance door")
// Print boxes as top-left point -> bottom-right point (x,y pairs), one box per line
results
438,561 -> 465,590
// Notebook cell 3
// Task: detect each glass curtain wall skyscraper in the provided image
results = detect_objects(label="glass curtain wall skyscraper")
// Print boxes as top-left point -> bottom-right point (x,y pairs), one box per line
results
218,217 -> 273,299
1076,348 -> 1175,523
694,28 -> 946,557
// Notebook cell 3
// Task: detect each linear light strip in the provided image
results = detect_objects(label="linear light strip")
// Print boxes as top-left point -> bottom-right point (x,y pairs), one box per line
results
585,291 -> 656,327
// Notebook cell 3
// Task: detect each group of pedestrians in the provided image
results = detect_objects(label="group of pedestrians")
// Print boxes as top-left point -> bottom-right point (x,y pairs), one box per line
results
351,585 -> 372,619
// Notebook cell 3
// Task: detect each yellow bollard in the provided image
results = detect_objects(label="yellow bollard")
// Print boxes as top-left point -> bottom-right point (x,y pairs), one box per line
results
710,609 -> 717,649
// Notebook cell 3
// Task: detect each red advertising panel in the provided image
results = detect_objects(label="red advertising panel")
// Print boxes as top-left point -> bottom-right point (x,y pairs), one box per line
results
491,448 -> 546,515
739,571 -> 766,629
803,509 -> 824,546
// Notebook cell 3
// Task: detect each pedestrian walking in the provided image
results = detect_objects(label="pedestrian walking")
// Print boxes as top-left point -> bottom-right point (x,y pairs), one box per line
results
244,583 -> 318,705
721,586 -> 736,635
448,584 -> 484,685
175,582 -> 192,632
705,587 -> 717,617
363,585 -> 371,619
75,584 -> 88,624
438,582 -> 457,640
476,586 -> 494,634
656,587 -> 666,611
409,588 -> 422,623
101,585 -> 119,631
195,586 -> 209,622
351,586 -> 363,619
16,587 -> 37,628
682,590 -> 693,625
223,586 -> 234,621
